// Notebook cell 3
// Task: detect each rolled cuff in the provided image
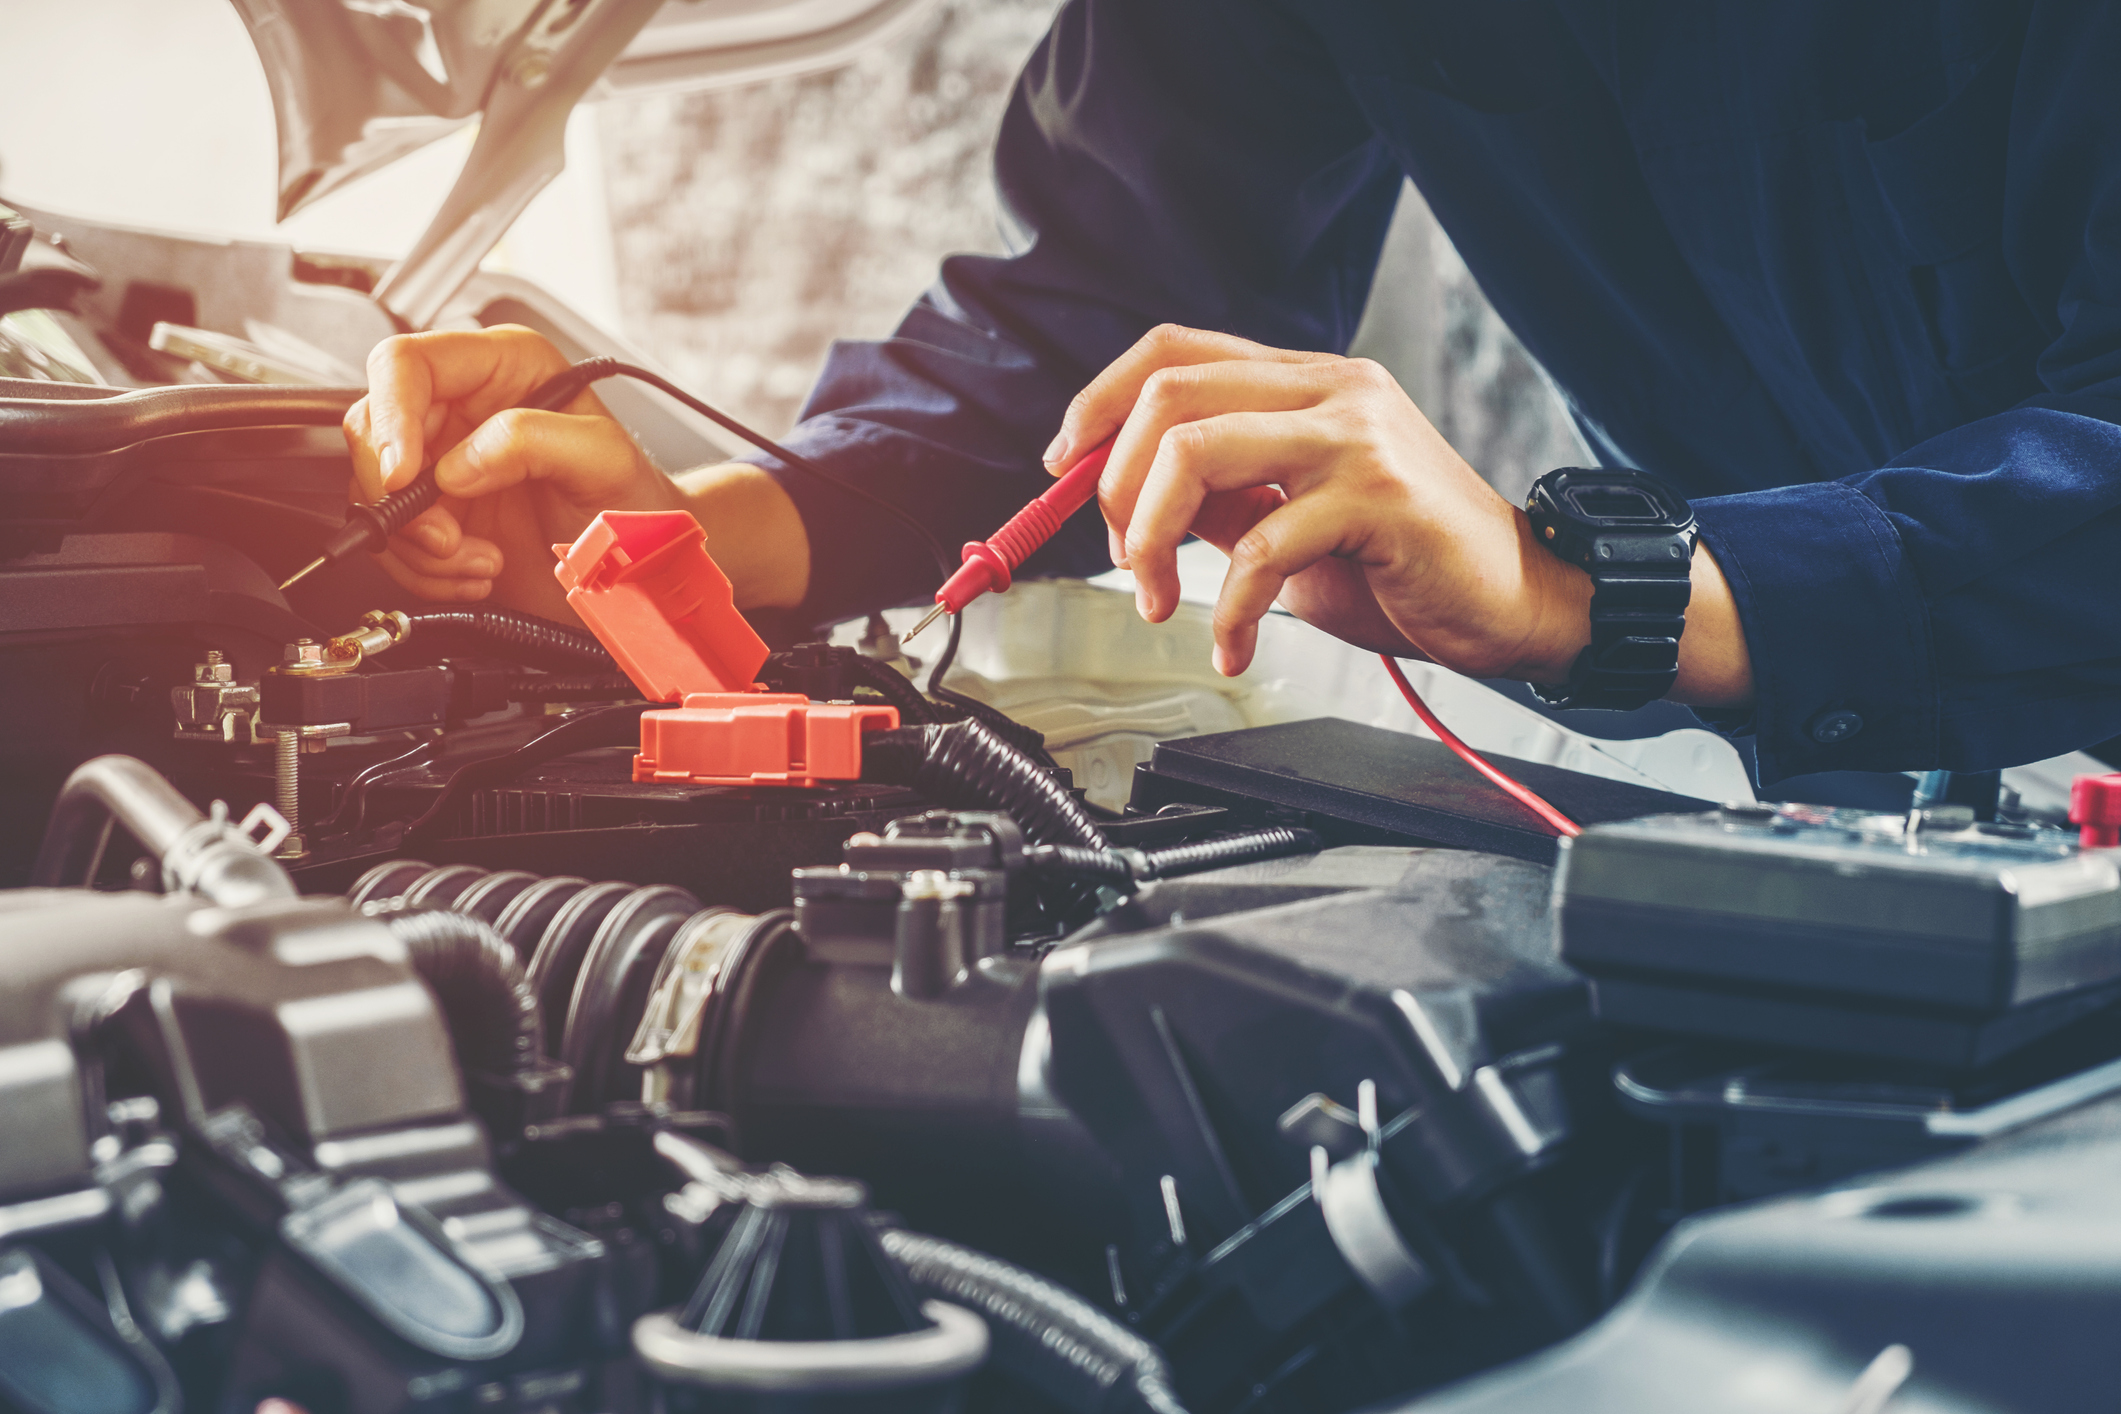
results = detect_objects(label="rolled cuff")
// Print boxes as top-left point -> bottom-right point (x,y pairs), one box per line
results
1691,481 -> 1936,783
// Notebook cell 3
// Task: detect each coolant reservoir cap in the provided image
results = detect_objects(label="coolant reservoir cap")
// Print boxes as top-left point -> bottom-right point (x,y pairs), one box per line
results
553,510 -> 770,703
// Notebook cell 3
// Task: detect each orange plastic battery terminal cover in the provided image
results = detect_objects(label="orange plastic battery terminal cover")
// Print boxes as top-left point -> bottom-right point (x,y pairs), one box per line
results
553,510 -> 897,787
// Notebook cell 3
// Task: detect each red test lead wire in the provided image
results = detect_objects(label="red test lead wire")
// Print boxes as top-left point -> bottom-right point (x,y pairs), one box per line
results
1380,654 -> 1581,838
901,439 -> 1116,642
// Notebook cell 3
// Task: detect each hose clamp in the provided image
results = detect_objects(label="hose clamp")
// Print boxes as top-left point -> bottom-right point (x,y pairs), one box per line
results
1312,1144 -> 1431,1308
633,1301 -> 987,1393
627,910 -> 759,1067
161,800 -> 293,899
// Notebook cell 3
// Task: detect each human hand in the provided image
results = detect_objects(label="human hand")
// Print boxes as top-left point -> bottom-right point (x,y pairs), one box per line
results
1044,325 -> 1590,682
1048,325 -> 1752,705
342,325 -> 686,621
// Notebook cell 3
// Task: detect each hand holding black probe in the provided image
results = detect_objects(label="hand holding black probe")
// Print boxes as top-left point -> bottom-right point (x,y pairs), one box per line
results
281,361 -> 619,593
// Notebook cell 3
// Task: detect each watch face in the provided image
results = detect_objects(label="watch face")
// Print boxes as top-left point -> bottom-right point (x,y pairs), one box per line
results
1539,469 -> 1692,529
1564,484 -> 1667,522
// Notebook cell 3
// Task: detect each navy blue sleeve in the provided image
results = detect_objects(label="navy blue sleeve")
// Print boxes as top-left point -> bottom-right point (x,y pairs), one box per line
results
737,0 -> 1403,628
1692,5 -> 2121,781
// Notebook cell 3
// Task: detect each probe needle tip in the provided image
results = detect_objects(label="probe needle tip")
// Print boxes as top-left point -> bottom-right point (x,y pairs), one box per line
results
901,602 -> 950,643
278,557 -> 326,594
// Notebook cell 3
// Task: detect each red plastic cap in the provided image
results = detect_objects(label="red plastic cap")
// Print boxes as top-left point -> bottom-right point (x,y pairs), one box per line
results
554,510 -> 769,702
2071,772 -> 2121,849
555,510 -> 896,787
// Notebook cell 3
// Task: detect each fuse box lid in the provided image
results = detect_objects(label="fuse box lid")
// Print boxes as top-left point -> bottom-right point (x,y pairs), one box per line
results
554,509 -> 770,702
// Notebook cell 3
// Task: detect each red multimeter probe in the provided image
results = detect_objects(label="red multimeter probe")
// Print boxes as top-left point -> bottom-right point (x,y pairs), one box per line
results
899,439 -> 1118,644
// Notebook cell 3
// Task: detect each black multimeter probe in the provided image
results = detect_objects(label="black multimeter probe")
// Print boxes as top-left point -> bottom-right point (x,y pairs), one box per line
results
279,358 -> 627,594
279,353 -> 950,595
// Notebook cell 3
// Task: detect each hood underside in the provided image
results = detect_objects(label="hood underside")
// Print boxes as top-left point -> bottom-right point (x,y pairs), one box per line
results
232,0 -> 938,328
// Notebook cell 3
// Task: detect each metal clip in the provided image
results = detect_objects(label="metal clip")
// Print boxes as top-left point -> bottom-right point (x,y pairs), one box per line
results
236,802 -> 293,858
626,912 -> 759,1067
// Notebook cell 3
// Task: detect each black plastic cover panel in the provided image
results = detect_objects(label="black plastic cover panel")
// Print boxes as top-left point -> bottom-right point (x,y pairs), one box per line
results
1135,719 -> 1706,864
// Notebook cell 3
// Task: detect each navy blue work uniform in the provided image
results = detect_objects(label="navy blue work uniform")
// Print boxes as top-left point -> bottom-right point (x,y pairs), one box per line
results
738,1 -> 2121,786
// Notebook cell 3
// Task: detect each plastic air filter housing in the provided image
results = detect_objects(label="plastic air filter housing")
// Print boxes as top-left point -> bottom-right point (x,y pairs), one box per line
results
633,1163 -> 987,1411
555,510 -> 897,786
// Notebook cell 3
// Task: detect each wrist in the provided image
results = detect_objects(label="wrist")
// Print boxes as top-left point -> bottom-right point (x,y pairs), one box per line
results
1506,509 -> 1594,684
674,462 -> 811,609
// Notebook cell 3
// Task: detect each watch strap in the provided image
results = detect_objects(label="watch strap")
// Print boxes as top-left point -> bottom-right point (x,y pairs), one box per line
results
1531,567 -> 1691,711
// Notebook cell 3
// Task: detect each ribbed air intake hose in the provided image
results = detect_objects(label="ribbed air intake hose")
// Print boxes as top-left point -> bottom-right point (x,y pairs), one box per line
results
861,720 -> 1105,850
880,1229 -> 1189,1414
402,607 -> 619,671
371,904 -> 543,1082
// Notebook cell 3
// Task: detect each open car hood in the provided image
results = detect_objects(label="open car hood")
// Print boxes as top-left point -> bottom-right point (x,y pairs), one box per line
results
233,0 -> 937,329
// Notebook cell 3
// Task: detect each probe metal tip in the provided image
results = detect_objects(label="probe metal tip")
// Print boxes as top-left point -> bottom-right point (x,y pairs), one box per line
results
901,602 -> 950,643
278,556 -> 327,593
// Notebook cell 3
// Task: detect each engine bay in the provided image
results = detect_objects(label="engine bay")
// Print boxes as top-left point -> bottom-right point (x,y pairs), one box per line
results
8,200 -> 2121,1414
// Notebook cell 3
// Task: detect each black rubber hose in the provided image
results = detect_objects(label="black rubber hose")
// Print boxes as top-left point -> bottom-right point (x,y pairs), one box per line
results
880,1229 -> 1189,1414
1023,844 -> 1136,885
31,754 -> 296,908
375,905 -> 542,1081
1024,828 -> 1322,886
861,720 -> 1104,850
0,382 -> 360,452
402,607 -> 620,671
0,266 -> 99,317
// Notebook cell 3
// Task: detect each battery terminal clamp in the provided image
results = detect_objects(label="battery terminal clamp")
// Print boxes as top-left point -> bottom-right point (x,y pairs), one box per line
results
555,510 -> 897,787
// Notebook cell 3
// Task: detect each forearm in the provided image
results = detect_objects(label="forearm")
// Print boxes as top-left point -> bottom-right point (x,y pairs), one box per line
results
673,463 -> 812,610
1672,546 -> 1753,707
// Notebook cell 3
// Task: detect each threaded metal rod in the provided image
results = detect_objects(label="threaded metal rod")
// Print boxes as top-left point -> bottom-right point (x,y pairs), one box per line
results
274,729 -> 304,857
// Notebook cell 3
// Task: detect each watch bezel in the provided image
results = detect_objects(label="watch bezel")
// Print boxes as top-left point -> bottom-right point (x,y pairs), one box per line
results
1527,468 -> 1697,568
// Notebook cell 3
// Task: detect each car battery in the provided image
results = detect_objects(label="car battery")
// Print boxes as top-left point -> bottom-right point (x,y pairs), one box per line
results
1556,803 -> 2121,1067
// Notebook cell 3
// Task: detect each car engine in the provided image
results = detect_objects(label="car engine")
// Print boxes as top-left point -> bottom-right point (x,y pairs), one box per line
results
9,178 -> 2121,1414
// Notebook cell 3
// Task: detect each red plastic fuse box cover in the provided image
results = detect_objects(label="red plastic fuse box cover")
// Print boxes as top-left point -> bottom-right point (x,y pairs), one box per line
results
554,510 -> 896,786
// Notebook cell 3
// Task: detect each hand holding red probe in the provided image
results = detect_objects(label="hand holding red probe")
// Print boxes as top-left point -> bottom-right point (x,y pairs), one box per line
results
900,439 -> 1118,642
900,439 -> 1290,643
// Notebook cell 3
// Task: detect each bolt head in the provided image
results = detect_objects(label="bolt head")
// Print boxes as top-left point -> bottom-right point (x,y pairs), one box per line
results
284,639 -> 326,667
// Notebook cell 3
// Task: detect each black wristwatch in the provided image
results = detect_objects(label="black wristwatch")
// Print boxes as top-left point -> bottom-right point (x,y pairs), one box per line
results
1524,468 -> 1695,712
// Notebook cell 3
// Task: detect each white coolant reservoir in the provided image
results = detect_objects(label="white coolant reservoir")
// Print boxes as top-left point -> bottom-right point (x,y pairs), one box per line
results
837,541 -> 1754,811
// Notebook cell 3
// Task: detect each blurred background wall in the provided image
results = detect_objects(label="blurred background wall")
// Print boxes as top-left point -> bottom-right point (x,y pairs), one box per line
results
595,0 -> 1588,500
